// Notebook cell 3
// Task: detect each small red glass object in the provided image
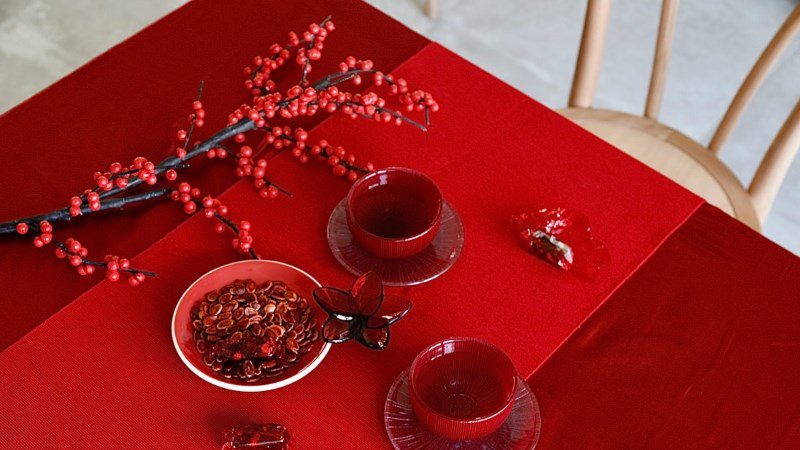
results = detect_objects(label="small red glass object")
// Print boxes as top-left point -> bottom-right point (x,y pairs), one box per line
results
222,423 -> 289,450
313,271 -> 412,350
346,167 -> 442,259
512,208 -> 610,282
409,338 -> 518,440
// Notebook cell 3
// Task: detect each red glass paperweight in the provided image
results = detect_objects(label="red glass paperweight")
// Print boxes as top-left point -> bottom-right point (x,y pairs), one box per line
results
221,423 -> 289,450
512,208 -> 610,281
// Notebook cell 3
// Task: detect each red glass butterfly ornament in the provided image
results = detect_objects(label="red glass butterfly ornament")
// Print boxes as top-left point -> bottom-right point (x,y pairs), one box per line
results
312,271 -> 412,350
512,208 -> 610,281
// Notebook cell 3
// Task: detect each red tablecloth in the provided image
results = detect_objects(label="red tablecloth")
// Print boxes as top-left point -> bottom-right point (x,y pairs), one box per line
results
0,1 -> 797,448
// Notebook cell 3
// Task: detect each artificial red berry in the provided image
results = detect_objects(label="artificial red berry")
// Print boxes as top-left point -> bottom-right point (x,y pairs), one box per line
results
15,223 -> 28,235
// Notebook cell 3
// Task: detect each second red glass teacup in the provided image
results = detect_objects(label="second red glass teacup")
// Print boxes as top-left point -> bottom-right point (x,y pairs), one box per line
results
409,338 -> 518,440
346,167 -> 442,259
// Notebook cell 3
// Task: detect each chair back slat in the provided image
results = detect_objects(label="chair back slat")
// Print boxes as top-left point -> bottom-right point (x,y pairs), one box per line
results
644,0 -> 679,119
749,100 -> 800,221
568,0 -> 612,108
709,4 -> 800,154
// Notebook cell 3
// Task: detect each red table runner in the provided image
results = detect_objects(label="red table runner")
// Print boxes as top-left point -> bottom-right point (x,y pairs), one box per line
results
1,1 -> 797,448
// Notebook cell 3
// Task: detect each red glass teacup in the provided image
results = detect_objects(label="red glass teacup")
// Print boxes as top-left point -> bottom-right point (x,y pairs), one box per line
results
409,338 -> 518,440
346,167 -> 442,259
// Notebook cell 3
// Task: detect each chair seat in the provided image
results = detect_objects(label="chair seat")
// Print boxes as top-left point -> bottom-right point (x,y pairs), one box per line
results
559,107 -> 760,230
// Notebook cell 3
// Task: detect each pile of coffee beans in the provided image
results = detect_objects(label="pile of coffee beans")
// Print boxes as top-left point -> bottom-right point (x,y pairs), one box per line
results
191,279 -> 319,382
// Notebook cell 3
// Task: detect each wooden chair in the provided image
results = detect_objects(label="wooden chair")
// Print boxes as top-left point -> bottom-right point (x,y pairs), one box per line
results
426,0 -> 439,19
560,0 -> 800,230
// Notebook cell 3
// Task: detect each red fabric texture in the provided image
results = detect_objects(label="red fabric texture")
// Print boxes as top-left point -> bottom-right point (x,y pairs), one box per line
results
0,39 -> 703,447
528,204 -> 800,448
0,0 -> 428,351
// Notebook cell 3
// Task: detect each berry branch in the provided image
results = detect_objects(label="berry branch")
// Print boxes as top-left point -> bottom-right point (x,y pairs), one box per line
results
1,16 -> 439,286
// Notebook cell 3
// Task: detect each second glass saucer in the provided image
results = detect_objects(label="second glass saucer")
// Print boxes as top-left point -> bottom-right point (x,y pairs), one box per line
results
326,198 -> 464,286
384,368 -> 541,449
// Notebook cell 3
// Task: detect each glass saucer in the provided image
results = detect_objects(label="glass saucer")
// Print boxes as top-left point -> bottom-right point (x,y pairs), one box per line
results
326,199 -> 464,286
384,369 -> 541,449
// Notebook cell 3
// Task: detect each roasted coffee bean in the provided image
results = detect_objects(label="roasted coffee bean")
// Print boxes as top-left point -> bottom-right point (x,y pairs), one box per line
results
217,319 -> 234,330
232,308 -> 245,321
208,303 -> 223,316
267,325 -> 285,339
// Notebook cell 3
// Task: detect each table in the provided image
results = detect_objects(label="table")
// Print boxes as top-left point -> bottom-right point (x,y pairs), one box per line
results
1,1 -> 797,448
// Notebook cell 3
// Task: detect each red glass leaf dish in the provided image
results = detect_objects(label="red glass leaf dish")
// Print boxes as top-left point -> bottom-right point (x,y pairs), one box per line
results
322,316 -> 361,343
222,423 -> 289,450
313,271 -> 411,350
512,208 -> 610,282
313,286 -> 355,320
365,294 -> 412,329
356,326 -> 391,350
349,271 -> 383,316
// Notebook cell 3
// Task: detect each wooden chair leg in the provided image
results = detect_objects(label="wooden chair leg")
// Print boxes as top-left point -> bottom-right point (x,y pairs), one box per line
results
749,99 -> 800,222
425,0 -> 440,19
568,0 -> 612,108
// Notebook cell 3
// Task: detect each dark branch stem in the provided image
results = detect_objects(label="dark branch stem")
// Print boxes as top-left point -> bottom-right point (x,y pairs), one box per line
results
0,189 -> 170,235
1,58 -> 421,238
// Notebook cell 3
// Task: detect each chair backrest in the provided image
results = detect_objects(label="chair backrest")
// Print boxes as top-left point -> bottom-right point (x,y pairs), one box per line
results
568,0 -> 800,222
